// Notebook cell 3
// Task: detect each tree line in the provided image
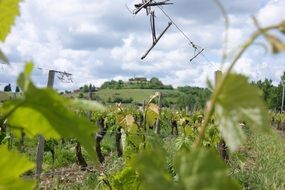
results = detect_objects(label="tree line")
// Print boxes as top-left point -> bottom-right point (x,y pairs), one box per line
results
2,84 -> 20,93
251,72 -> 285,111
100,77 -> 173,90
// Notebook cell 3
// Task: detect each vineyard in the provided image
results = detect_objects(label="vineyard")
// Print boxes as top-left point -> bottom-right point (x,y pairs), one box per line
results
1,0 -> 285,190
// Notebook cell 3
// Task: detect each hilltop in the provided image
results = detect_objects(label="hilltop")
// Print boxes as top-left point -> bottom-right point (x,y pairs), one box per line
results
67,84 -> 211,110
100,77 -> 173,90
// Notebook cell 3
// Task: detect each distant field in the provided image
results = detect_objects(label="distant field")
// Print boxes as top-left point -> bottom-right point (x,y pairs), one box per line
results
64,89 -> 183,104
1,88 -> 184,105
95,89 -> 181,103
0,92 -> 12,102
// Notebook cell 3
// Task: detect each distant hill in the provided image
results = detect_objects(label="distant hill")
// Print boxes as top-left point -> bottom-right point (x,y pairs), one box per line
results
100,77 -> 173,90
95,88 -> 182,105
67,86 -> 211,110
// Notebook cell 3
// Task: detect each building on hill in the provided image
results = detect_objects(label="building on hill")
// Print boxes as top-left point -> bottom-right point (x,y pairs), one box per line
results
129,77 -> 147,82
73,89 -> 81,93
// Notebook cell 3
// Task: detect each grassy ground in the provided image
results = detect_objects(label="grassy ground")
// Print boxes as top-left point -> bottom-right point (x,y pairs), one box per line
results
64,89 -> 183,105
230,129 -> 285,190
5,124 -> 285,189
0,88 -> 184,107
95,89 -> 181,104
0,91 -> 13,102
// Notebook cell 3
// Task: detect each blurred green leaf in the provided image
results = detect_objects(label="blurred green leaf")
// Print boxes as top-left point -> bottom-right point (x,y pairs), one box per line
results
146,103 -> 159,126
206,78 -> 214,91
125,115 -> 135,127
70,99 -> 106,112
119,114 -> 139,133
215,73 -> 269,152
112,166 -> 141,189
0,49 -> 9,64
0,146 -> 35,189
0,0 -> 20,42
175,148 -> 241,190
131,147 -> 176,190
4,63 -> 98,163
17,61 -> 33,92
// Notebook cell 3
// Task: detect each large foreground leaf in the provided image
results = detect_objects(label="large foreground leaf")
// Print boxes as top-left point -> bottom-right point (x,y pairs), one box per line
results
3,63 -> 98,162
0,0 -> 20,42
215,73 -> 269,151
0,146 -> 35,190
175,148 -> 241,190
131,145 -> 241,190
70,99 -> 106,112
112,166 -> 141,190
131,147 -> 176,190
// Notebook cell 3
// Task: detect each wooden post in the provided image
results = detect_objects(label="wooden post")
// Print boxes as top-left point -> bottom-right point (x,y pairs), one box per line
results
88,84 -> 92,119
47,70 -> 55,88
142,100 -> 147,148
185,106 -> 189,115
143,100 -> 147,132
215,70 -> 229,161
155,92 -> 162,134
88,84 -> 92,101
281,81 -> 285,113
215,70 -> 222,86
35,70 -> 55,180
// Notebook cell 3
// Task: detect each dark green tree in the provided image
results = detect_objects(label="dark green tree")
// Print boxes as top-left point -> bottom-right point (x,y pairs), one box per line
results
4,84 -> 11,92
15,86 -> 20,93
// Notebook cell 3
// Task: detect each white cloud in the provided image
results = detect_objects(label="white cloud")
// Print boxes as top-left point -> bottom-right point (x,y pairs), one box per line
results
0,0 -> 285,91
257,0 -> 285,25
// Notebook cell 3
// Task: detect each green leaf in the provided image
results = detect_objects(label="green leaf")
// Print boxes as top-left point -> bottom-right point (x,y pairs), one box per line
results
0,0 -> 20,42
125,114 -> 135,127
17,61 -> 33,92
215,73 -> 269,152
146,103 -> 159,126
0,49 -> 9,64
70,99 -> 106,112
4,63 -> 98,163
112,166 -> 141,190
0,146 -> 35,189
175,148 -> 241,190
131,146 -> 176,190
119,114 -> 139,133
206,78 -> 214,91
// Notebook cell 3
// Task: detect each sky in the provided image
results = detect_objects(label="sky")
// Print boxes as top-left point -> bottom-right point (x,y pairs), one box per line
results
0,0 -> 285,91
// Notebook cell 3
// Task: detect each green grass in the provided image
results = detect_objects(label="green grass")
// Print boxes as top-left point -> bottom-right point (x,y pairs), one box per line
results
0,91 -> 12,102
230,129 -> 285,189
95,89 -> 181,104
64,88 -> 183,105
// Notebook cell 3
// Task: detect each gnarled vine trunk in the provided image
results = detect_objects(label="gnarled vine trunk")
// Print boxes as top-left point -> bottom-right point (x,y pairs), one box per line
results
96,117 -> 107,163
76,142 -> 88,170
171,120 -> 178,136
115,127 -> 123,157
218,139 -> 229,161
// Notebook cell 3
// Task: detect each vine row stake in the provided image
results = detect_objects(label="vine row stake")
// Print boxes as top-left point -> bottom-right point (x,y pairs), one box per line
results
155,92 -> 162,134
35,70 -> 55,181
281,81 -> 285,113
